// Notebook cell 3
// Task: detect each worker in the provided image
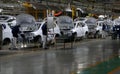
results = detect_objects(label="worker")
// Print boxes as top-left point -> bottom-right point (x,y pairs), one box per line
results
112,25 -> 120,39
102,23 -> 107,38
41,22 -> 48,49
9,25 -> 21,49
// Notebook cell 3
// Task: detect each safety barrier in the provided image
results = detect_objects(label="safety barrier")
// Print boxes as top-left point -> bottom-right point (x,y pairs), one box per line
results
55,34 -> 75,49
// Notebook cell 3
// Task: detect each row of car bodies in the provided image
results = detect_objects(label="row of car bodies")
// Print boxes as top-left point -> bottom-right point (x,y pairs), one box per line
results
20,16 -> 88,44
0,14 -> 118,46
24,16 -> 118,43
74,17 -> 102,38
74,17 -> 114,38
49,16 -> 89,41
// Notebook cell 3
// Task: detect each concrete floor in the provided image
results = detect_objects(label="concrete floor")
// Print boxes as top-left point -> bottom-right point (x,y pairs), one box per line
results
0,38 -> 120,74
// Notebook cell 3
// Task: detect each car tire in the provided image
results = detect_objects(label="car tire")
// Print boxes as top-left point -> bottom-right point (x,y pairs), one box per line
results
94,31 -> 100,38
34,36 -> 42,45
73,32 -> 77,38
3,38 -> 11,45
84,32 -> 88,39
38,36 -> 42,44
72,32 -> 80,41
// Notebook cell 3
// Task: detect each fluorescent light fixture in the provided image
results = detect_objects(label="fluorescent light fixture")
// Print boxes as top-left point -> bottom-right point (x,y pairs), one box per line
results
0,9 -> 3,12
65,7 -> 72,12
65,3 -> 72,12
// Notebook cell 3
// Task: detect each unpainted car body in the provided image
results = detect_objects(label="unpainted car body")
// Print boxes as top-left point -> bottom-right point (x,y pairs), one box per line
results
72,21 -> 89,38
76,17 -> 103,38
54,16 -> 75,42
0,15 -> 16,27
16,14 -> 55,45
0,22 -> 13,45
20,21 -> 54,44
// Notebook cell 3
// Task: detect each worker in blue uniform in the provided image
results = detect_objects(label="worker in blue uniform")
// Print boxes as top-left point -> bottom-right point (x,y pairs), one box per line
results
112,25 -> 120,39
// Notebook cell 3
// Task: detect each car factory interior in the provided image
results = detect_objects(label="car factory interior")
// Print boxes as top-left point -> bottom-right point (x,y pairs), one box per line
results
0,0 -> 120,74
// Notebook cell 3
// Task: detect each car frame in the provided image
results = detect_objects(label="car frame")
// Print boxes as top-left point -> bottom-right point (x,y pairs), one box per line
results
0,15 -> 16,27
72,20 -> 89,38
0,21 -> 13,45
19,21 -> 55,45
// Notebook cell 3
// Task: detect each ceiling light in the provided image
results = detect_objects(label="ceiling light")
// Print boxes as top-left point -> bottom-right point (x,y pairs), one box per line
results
65,3 -> 72,12
0,9 -> 3,12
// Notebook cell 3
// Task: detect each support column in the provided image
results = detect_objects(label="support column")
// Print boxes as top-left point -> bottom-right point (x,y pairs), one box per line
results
0,25 -> 2,50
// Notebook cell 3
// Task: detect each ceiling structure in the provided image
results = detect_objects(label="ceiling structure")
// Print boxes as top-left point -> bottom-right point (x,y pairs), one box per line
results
0,0 -> 120,15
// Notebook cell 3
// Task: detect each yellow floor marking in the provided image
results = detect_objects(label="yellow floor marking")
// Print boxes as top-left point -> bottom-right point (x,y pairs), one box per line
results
108,67 -> 120,74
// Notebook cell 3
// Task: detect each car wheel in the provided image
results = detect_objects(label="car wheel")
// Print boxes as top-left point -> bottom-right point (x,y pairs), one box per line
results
3,38 -> 11,45
34,36 -> 42,43
37,36 -> 43,47
72,32 -> 78,41
111,32 -> 117,40
74,33 -> 77,38
94,31 -> 100,38
84,32 -> 88,39
38,36 -> 42,44
55,34 -> 60,37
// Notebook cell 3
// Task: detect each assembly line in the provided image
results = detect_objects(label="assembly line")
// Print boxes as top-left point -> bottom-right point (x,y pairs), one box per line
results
0,0 -> 120,74
0,14 -> 120,49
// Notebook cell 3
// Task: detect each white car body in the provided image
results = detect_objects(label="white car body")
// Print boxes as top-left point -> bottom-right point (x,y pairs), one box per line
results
43,17 -> 61,37
113,18 -> 120,26
0,15 -> 16,27
0,22 -> 13,45
30,21 -> 43,41
76,17 -> 103,34
20,21 -> 55,43
31,21 -> 54,42
49,21 -> 61,37
72,21 -> 89,38
47,16 -> 75,42
95,20 -> 104,34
